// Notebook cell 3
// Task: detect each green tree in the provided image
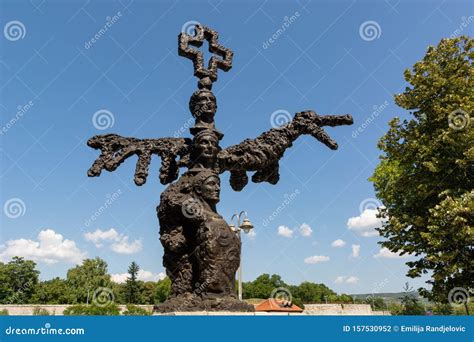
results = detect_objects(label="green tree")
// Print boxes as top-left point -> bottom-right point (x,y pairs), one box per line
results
66,258 -> 111,304
31,278 -> 73,304
370,36 -> 473,313
243,274 -> 286,299
338,294 -> 354,304
155,277 -> 171,303
0,262 -> 13,302
0,257 -> 39,304
124,261 -> 141,304
122,304 -> 152,316
290,282 -> 336,303
139,281 -> 156,304
400,283 -> 425,315
432,302 -> 454,315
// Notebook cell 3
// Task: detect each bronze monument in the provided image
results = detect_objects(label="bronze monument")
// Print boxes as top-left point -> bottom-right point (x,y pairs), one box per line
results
87,24 -> 353,312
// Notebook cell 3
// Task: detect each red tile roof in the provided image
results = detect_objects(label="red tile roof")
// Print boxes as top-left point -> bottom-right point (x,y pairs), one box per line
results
255,299 -> 303,312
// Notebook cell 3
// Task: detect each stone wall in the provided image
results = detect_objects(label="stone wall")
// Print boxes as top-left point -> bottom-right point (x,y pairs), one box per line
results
0,304 -> 389,315
303,303 -> 389,315
0,305 -> 154,316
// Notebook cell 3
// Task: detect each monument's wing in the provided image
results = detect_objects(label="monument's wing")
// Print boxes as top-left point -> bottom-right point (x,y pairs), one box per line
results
217,111 -> 353,191
87,134 -> 191,186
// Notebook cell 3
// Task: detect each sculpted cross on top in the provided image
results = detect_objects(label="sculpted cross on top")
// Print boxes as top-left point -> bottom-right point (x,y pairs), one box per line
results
178,24 -> 233,83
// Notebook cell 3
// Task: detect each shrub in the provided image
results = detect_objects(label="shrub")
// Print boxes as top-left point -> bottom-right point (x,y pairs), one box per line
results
63,304 -> 120,316
32,307 -> 50,315
122,304 -> 152,316
0,309 -> 9,315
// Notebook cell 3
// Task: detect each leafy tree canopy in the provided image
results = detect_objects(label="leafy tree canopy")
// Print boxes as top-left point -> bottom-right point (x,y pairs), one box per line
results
370,36 -> 473,311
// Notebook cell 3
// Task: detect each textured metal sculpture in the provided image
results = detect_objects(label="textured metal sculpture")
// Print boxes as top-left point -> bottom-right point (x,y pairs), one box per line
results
87,24 -> 353,312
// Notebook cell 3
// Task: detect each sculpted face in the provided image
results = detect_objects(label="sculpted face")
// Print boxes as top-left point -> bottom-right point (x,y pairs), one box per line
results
196,175 -> 220,204
194,92 -> 216,121
195,134 -> 218,160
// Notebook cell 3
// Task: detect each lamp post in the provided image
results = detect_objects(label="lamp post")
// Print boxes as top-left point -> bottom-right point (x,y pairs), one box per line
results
229,211 -> 254,301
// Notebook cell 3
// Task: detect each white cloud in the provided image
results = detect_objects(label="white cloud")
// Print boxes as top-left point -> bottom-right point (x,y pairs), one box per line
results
304,255 -> 330,264
84,228 -> 142,254
111,237 -> 142,254
299,223 -> 313,237
84,228 -> 119,247
351,244 -> 361,258
110,273 -> 128,284
277,225 -> 293,238
331,239 -> 346,248
374,247 -> 411,259
111,270 -> 166,283
246,229 -> 256,240
347,209 -> 385,237
346,276 -> 359,284
334,275 -> 359,284
0,229 -> 86,265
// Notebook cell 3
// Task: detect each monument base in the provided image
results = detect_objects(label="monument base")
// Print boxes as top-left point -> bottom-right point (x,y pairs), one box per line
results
153,294 -> 255,313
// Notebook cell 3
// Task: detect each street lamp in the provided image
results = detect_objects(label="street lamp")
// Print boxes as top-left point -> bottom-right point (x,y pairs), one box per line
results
229,210 -> 254,301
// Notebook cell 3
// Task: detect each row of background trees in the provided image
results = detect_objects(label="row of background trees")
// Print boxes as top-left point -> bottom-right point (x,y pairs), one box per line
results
0,256 -> 470,315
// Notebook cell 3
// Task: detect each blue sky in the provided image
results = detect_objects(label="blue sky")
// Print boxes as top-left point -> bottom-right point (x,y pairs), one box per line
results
0,0 -> 472,294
